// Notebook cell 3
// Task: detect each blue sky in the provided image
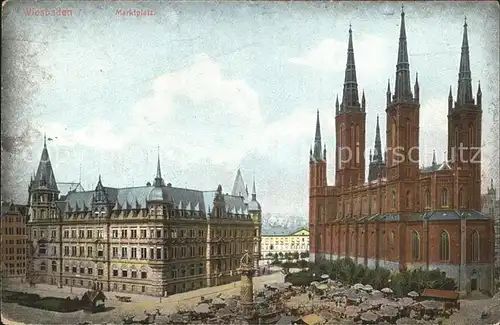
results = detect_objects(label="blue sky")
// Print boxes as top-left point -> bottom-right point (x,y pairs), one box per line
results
2,1 -> 499,215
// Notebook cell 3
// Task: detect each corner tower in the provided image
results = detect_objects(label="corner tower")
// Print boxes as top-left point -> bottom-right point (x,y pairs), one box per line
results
28,135 -> 60,223
335,25 -> 366,187
447,18 -> 482,210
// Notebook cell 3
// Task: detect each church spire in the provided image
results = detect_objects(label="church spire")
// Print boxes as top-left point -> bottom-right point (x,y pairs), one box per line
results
393,6 -> 413,103
456,17 -> 474,107
313,110 -> 323,161
373,114 -> 382,162
339,24 -> 360,113
153,146 -> 165,187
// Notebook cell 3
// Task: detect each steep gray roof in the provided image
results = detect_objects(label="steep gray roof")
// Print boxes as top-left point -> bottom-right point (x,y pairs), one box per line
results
32,138 -> 58,192
59,185 -> 249,216
420,161 -> 451,174
57,182 -> 85,197
231,169 -> 248,198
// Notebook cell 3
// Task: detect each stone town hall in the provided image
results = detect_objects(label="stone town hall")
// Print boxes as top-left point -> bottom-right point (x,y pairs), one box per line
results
308,10 -> 494,295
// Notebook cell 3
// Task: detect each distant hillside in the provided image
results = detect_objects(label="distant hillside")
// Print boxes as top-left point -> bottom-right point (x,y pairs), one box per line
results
261,213 -> 307,231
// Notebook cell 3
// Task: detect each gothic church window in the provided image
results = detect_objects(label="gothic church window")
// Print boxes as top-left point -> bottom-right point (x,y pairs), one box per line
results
471,230 -> 480,262
317,205 -> 323,224
468,123 -> 474,148
439,231 -> 450,261
425,190 -> 431,208
406,190 -> 411,208
411,231 -> 420,261
458,188 -> 464,207
441,188 -> 448,207
406,118 -> 411,151
392,191 -> 397,209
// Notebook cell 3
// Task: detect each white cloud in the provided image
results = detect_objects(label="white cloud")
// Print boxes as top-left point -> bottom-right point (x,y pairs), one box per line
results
289,36 -> 389,79
289,39 -> 346,71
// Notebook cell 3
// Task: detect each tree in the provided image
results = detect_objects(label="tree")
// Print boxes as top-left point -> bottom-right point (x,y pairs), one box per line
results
292,251 -> 300,260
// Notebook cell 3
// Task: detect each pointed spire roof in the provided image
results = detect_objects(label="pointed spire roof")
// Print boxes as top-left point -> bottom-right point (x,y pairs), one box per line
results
372,115 -> 382,162
248,175 -> 261,211
153,147 -> 165,187
393,6 -> 413,103
32,135 -> 58,192
340,24 -> 360,111
231,169 -> 247,197
94,174 -> 108,203
313,110 -> 323,161
432,150 -> 437,166
456,17 -> 474,107
251,176 -> 257,199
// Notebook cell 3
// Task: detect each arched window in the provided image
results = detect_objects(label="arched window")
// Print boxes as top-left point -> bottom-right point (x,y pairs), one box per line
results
391,118 -> 397,164
425,189 -> 431,208
439,231 -> 450,261
317,205 -> 323,224
411,231 -> 420,261
389,231 -> 395,246
406,190 -> 411,208
391,118 -> 397,148
351,233 -> 356,255
458,188 -> 464,208
441,188 -> 448,207
406,118 -> 411,151
355,124 -> 360,164
468,123 -> 474,148
471,230 -> 480,262
392,190 -> 397,209
339,124 -> 345,167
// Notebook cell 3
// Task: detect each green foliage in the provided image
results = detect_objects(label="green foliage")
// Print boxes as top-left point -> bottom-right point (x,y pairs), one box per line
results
285,258 -> 456,297
300,251 -> 310,259
4,291 -> 83,313
285,271 -> 321,286
390,268 -> 456,297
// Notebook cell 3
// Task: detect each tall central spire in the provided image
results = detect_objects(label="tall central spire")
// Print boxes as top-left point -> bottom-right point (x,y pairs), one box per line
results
373,115 -> 383,162
153,147 -> 165,187
456,17 -> 474,107
393,6 -> 413,103
313,110 -> 323,161
340,24 -> 360,112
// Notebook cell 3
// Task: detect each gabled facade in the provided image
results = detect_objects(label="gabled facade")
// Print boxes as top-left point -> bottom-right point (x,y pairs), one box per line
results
26,146 -> 262,296
309,11 -> 494,296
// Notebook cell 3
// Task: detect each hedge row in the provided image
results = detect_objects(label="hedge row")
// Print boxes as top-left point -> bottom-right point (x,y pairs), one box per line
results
3,291 -> 82,313
284,258 -> 457,297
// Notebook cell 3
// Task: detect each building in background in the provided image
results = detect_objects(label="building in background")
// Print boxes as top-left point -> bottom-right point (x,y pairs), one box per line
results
261,227 -> 309,258
1,202 -> 28,282
309,10 -> 494,296
26,139 -> 262,296
482,180 -> 500,267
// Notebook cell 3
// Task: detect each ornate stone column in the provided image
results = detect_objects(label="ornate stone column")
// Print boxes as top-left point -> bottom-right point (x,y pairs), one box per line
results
238,250 -> 255,319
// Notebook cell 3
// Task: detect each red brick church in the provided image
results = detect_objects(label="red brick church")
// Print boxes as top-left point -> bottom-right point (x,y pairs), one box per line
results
308,9 -> 494,296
